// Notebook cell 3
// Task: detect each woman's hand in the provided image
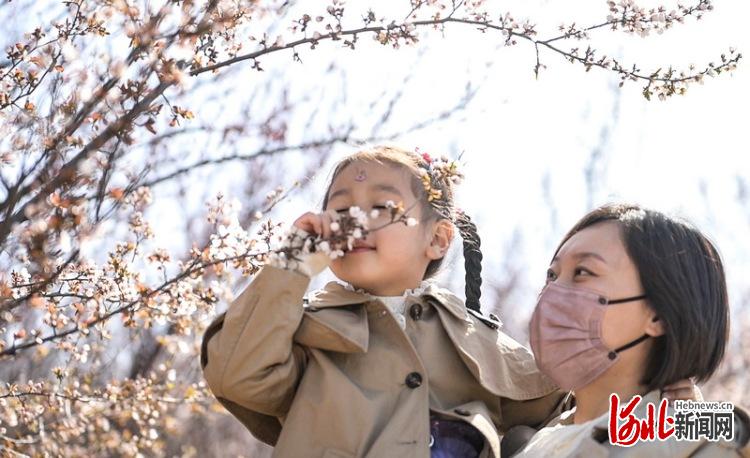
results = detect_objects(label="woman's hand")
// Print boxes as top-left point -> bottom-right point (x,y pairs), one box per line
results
661,378 -> 703,404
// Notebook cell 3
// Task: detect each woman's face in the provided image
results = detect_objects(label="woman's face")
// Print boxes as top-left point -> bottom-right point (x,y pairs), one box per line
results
547,221 -> 663,362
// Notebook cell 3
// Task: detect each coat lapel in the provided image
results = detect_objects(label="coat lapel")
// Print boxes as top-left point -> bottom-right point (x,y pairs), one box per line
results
292,281 -> 371,353
423,284 -> 559,401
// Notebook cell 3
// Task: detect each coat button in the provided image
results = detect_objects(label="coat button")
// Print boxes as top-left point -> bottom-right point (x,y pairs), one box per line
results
409,303 -> 423,320
405,372 -> 422,389
454,408 -> 471,416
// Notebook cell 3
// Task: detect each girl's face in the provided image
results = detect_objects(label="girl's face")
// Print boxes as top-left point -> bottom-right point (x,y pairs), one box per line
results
325,160 -> 451,296
547,221 -> 664,381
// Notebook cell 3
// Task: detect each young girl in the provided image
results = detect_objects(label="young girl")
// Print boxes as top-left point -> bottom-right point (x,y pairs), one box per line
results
200,148 -> 693,457
201,146 -> 565,458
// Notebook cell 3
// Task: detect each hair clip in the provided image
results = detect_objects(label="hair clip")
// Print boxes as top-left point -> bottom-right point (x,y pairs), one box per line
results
415,148 -> 464,202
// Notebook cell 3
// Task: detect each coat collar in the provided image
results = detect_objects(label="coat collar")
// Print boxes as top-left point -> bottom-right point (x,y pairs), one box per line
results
305,281 -> 370,308
302,280 -> 557,401
297,280 -> 468,359
306,280 -> 469,321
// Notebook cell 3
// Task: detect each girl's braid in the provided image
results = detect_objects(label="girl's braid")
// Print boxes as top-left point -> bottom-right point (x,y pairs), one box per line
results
454,211 -> 483,312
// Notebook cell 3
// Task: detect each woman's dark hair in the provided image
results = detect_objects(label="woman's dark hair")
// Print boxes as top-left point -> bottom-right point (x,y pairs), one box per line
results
554,203 -> 729,391
321,145 -> 483,312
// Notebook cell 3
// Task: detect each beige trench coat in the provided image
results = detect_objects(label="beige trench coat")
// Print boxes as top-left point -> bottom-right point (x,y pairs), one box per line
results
513,390 -> 750,457
201,266 -> 567,458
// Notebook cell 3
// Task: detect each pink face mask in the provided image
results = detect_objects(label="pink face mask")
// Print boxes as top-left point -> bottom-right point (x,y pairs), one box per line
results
529,282 -> 650,391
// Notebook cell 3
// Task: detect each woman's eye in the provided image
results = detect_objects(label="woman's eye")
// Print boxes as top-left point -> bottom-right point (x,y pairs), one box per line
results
372,204 -> 388,210
546,269 -> 557,282
334,208 -> 348,214
574,267 -> 593,277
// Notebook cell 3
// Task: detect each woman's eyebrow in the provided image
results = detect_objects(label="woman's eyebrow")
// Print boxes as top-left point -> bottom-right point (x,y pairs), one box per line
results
552,252 -> 608,264
575,252 -> 607,263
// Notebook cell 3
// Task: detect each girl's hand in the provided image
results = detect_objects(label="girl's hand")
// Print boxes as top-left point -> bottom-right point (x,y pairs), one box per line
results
661,378 -> 703,403
287,210 -> 340,277
293,210 -> 339,239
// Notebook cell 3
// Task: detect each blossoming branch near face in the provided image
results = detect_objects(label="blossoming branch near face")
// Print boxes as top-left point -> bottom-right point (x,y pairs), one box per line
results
324,160 -> 440,295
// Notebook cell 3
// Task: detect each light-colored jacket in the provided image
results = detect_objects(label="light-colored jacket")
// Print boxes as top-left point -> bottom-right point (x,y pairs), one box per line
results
201,266 -> 567,457
512,390 -> 749,457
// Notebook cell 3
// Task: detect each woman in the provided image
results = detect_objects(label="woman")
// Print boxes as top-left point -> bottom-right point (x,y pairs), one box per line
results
511,203 -> 749,457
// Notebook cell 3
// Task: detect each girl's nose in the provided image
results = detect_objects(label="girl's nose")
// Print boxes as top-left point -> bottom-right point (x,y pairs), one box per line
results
362,233 -> 376,247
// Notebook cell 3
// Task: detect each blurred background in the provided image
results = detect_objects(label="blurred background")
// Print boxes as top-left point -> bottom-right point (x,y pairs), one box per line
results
1,0 -> 747,455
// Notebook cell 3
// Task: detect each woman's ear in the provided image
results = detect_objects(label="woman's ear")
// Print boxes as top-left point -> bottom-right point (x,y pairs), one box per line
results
426,220 -> 454,260
645,313 -> 665,337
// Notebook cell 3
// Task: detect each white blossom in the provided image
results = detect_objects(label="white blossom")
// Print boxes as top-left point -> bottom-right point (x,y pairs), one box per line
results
317,241 -> 331,253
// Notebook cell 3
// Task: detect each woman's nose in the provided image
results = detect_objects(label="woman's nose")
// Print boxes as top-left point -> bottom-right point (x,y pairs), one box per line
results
554,278 -> 574,287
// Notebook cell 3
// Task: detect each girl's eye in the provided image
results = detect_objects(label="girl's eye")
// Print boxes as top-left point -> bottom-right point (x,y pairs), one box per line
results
372,204 -> 388,210
546,269 -> 557,282
334,208 -> 348,214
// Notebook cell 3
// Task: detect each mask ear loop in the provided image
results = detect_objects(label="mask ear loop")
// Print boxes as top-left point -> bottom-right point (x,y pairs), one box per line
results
607,294 -> 648,304
603,294 -> 653,360
608,334 -> 652,360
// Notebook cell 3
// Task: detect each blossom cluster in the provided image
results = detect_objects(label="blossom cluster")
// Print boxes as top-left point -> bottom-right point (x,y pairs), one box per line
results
606,0 -> 713,38
0,370 -> 213,456
267,201 -> 419,271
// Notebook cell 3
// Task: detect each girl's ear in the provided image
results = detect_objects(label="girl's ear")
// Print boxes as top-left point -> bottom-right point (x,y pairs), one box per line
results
645,312 -> 665,337
426,220 -> 454,260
